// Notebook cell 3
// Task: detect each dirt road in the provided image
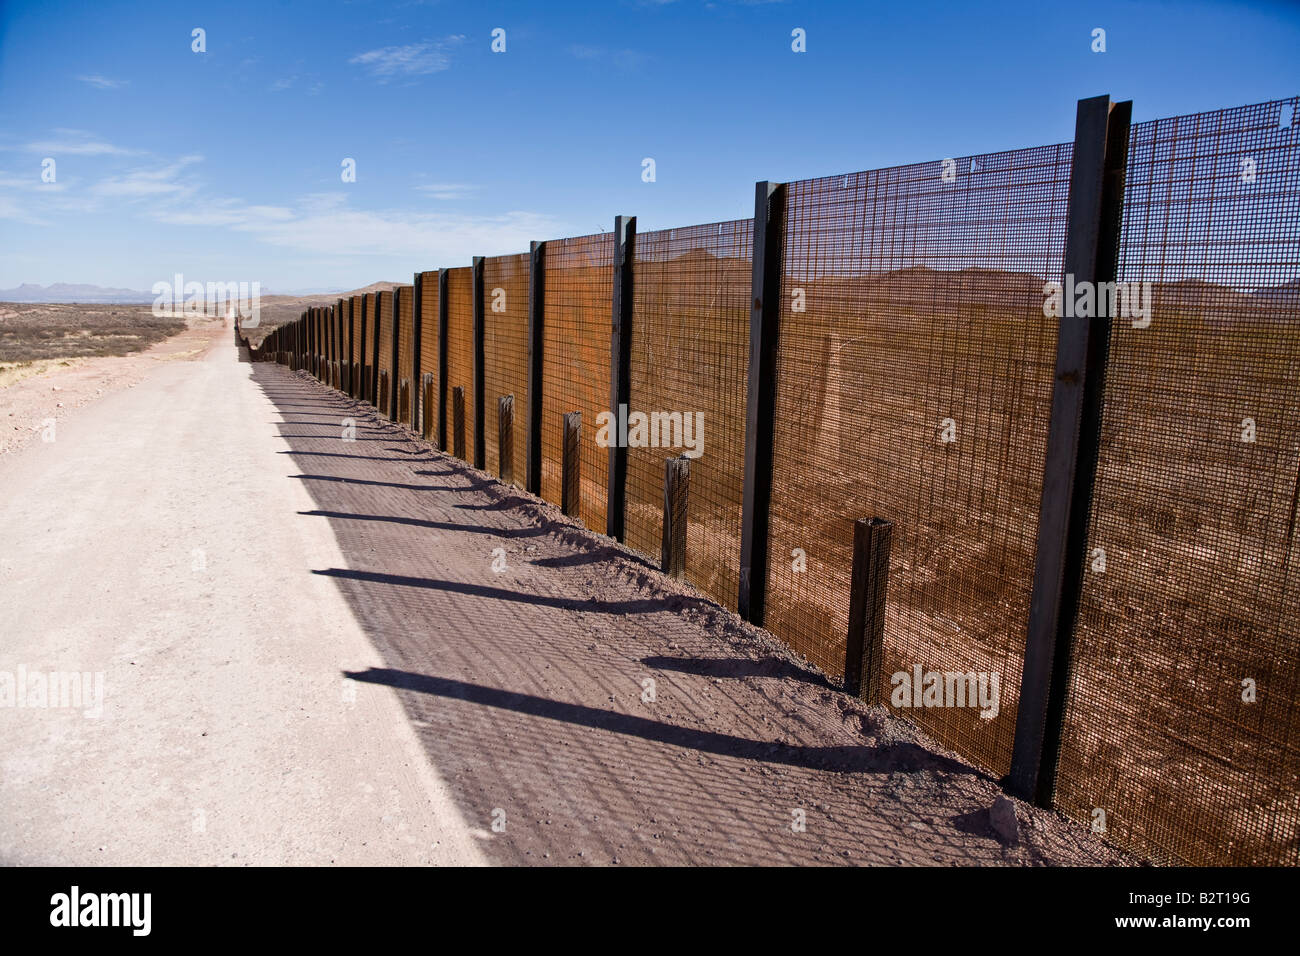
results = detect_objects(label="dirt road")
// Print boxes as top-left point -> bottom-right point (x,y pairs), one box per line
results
0,335 -> 1130,865
0,333 -> 484,865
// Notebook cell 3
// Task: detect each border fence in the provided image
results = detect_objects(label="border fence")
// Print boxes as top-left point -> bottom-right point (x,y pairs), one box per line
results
241,94 -> 1300,867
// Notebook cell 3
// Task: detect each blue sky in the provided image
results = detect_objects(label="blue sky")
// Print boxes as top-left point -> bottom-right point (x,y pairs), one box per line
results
1,0 -> 1298,292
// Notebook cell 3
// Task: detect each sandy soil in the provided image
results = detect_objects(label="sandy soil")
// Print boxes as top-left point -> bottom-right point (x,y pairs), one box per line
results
0,357 -> 89,390
0,317 -> 226,457
0,336 -> 485,865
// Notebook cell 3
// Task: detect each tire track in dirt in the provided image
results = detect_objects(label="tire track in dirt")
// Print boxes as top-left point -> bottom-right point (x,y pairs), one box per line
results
262,363 -> 1135,866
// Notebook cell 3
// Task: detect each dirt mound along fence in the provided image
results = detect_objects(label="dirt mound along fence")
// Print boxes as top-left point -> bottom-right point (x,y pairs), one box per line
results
241,93 -> 1300,867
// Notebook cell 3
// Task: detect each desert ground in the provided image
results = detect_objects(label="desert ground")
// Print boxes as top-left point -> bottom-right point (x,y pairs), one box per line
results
0,310 -> 222,457
0,328 -> 1131,865
0,302 -> 185,367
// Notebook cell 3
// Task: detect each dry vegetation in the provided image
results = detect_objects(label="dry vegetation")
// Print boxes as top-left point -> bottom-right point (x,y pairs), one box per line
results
0,302 -> 185,364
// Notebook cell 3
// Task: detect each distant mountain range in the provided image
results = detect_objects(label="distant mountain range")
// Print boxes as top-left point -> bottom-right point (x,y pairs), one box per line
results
0,281 -> 405,304
1250,277 -> 1300,306
0,282 -> 154,303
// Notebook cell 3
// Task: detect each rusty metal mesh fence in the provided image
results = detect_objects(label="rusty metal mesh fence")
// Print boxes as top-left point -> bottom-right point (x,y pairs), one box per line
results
764,144 -> 1073,776
376,291 -> 394,410
256,94 -> 1297,867
340,298 -> 352,388
339,303 -> 346,366
417,271 -> 439,437
483,253 -> 530,485
444,267 -> 475,460
338,304 -> 346,369
363,292 -> 378,399
542,232 -> 614,531
627,220 -> 753,611
350,295 -> 362,368
350,301 -> 359,381
1055,98 -> 1300,866
396,285 -> 414,424
334,304 -> 342,371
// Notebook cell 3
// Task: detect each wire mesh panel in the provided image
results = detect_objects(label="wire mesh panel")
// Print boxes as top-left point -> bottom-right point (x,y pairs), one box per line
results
370,297 -> 380,399
417,271 -> 439,437
338,298 -> 349,370
364,292 -> 378,397
327,307 -> 334,377
542,232 -> 614,531
395,284 -> 414,424
627,220 -> 752,611
482,252 -> 530,485
444,267 -> 475,461
1056,98 -> 1300,866
765,144 -> 1073,775
376,291 -> 394,411
350,295 -> 362,368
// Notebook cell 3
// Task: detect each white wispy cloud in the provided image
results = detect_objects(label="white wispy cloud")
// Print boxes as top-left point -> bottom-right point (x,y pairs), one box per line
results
0,195 -> 25,221
129,183 -> 559,261
92,156 -> 203,199
0,171 -> 61,225
24,129 -> 139,156
269,74 -> 323,94
415,182 -> 475,200
0,163 -> 89,223
0,172 -> 64,191
349,36 -> 465,81
568,45 -> 650,70
76,74 -> 128,89
241,203 -> 561,260
146,187 -> 558,260
151,198 -> 296,228
0,138 -> 562,272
